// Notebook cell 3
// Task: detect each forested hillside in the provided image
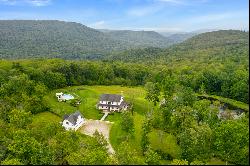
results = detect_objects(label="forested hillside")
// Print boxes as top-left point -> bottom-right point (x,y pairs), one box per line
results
100,30 -> 173,48
102,30 -> 249,104
0,20 -> 173,59
160,32 -> 197,43
106,30 -> 249,65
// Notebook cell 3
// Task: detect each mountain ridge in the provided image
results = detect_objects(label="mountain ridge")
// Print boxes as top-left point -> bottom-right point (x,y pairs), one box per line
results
0,20 -> 175,59
104,30 -> 249,63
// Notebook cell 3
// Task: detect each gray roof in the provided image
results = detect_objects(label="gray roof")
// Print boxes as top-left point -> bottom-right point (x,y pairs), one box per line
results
63,114 -> 69,120
64,111 -> 83,125
100,94 -> 122,102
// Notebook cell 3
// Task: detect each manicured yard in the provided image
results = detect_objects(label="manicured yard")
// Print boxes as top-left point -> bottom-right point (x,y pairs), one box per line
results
45,85 -> 150,120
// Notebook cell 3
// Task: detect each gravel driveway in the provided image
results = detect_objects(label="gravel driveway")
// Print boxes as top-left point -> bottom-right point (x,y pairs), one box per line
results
79,119 -> 115,154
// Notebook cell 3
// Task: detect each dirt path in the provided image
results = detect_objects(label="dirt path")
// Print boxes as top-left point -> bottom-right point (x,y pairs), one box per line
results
79,119 -> 115,154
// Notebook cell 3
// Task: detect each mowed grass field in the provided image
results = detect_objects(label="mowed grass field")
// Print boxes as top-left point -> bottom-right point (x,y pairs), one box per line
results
45,85 -> 150,119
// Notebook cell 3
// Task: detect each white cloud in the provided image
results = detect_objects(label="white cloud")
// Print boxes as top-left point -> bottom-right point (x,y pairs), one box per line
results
0,0 -> 52,6
26,0 -> 51,6
88,20 -> 106,29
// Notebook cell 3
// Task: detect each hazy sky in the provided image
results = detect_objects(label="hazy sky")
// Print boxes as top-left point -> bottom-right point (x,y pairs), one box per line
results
0,0 -> 248,32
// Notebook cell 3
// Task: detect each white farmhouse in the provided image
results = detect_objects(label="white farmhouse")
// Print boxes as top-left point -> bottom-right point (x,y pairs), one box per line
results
62,111 -> 85,131
97,94 -> 129,112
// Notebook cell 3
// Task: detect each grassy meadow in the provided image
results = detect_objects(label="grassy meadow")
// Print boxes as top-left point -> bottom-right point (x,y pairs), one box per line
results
44,85 -> 150,119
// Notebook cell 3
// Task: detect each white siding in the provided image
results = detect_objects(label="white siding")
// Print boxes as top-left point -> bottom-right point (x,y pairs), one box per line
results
98,97 -> 126,112
62,116 -> 85,131
62,120 -> 74,130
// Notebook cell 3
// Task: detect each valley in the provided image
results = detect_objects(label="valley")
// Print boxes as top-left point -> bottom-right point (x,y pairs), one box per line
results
0,20 -> 248,165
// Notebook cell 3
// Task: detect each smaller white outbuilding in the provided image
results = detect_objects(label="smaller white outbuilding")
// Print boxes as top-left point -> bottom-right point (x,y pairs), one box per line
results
62,111 -> 85,131
56,92 -> 74,102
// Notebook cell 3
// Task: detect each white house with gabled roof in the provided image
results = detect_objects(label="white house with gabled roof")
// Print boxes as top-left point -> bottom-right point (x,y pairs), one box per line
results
62,111 -> 85,131
97,94 -> 129,112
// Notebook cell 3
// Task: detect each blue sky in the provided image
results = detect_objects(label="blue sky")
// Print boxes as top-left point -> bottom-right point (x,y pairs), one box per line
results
0,0 -> 248,32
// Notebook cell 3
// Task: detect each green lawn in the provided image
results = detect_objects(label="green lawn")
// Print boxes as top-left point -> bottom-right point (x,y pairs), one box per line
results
45,85 -> 150,120
148,129 -> 181,159
31,112 -> 61,125
29,111 -> 61,130
109,112 -> 145,151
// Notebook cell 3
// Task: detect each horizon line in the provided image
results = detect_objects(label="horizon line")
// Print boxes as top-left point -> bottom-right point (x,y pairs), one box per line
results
0,19 -> 249,33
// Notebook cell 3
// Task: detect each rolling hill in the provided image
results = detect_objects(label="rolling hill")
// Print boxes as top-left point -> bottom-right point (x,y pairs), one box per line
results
158,29 -> 218,43
0,20 -> 174,59
105,30 -> 249,64
99,29 -> 174,48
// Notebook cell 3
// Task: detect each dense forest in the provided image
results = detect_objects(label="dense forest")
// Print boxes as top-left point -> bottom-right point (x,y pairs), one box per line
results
0,58 -> 248,164
0,20 -> 177,59
100,29 -> 175,47
0,20 -> 249,165
105,30 -> 249,65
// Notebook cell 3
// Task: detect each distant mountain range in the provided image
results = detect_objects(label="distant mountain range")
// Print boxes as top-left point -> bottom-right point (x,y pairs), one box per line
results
98,28 -> 218,46
0,20 -> 185,59
104,30 -> 249,63
158,29 -> 219,43
98,29 -> 174,48
0,20 -> 246,60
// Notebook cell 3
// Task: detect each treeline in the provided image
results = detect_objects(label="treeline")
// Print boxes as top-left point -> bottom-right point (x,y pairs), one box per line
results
0,58 -> 248,104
